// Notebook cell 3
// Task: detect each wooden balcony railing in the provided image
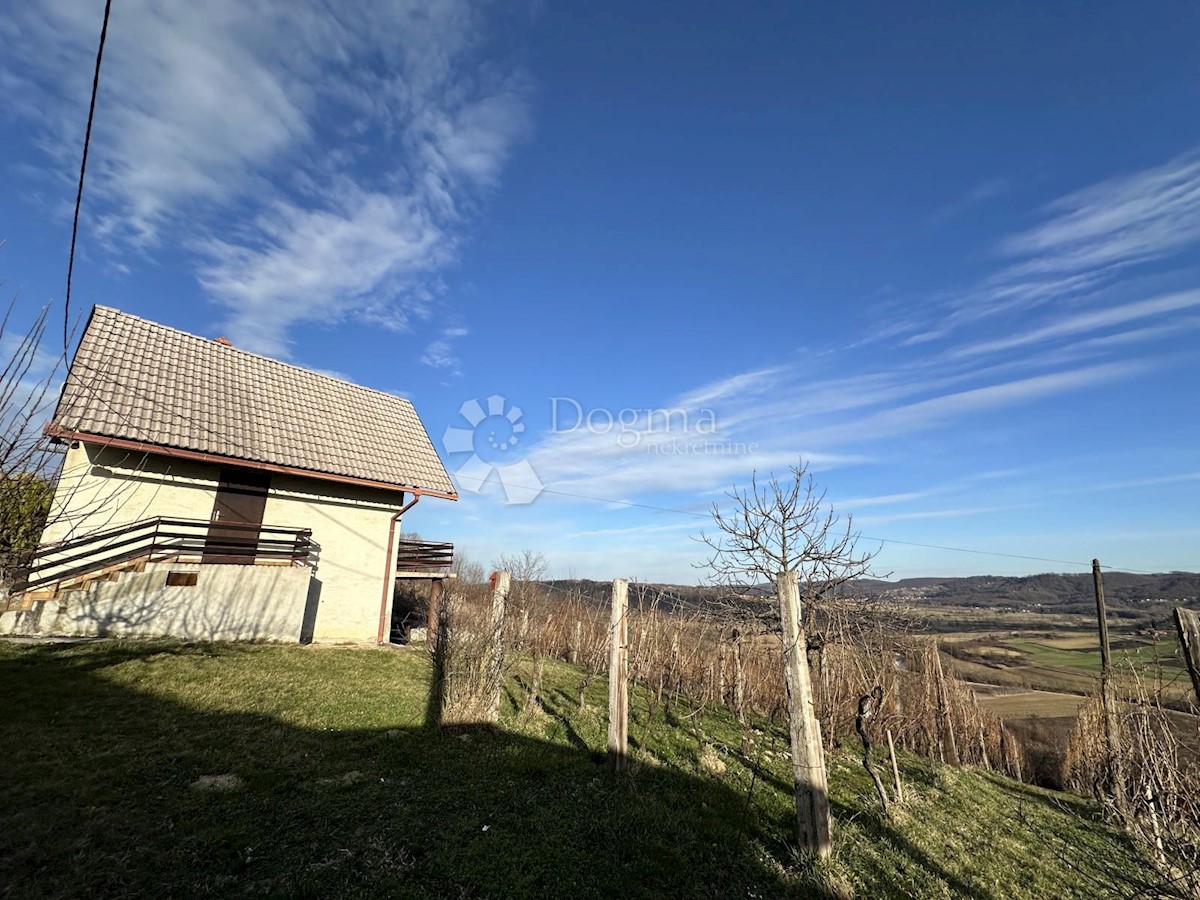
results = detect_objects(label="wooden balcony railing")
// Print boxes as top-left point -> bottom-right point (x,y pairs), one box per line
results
395,539 -> 453,573
8,517 -> 317,595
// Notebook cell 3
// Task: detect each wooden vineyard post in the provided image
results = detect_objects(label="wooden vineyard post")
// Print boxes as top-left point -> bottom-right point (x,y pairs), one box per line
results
670,630 -> 681,702
931,643 -> 960,766
486,571 -> 510,724
718,642 -> 728,705
608,578 -> 629,772
777,571 -> 832,858
931,648 -> 960,768
426,577 -> 444,650
887,728 -> 904,803
1003,727 -> 1022,782
732,635 -> 747,725
425,586 -> 452,729
569,619 -> 582,666
1174,607 -> 1200,704
1093,559 -> 1128,817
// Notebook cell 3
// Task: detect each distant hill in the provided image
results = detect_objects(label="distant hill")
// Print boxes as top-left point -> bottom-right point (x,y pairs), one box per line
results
543,572 -> 1200,620
851,572 -> 1200,615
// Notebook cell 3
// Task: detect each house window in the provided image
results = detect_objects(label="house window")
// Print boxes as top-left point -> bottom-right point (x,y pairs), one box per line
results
166,571 -> 199,587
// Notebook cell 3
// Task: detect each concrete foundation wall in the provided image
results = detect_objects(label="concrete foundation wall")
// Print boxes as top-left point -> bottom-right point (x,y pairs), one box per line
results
29,443 -> 410,642
0,562 -> 314,641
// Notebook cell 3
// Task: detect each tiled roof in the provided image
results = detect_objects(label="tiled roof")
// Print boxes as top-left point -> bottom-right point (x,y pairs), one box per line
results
51,306 -> 456,496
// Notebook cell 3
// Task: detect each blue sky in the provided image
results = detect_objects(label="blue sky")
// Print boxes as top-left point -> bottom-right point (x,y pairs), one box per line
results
2,0 -> 1199,582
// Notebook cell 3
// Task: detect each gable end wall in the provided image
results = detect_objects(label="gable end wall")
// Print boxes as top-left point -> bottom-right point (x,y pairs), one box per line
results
40,442 -> 405,642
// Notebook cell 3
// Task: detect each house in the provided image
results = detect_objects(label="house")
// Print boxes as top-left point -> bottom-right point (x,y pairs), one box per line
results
0,306 -> 457,643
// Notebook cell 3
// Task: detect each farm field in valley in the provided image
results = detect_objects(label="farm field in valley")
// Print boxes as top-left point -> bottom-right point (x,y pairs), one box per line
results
921,609 -> 1199,781
920,607 -> 1192,703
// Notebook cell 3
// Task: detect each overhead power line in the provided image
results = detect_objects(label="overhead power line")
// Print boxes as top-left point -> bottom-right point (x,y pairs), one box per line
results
43,363 -> 1165,578
447,471 -> 1161,575
51,335 -> 1166,579
64,0 -> 115,351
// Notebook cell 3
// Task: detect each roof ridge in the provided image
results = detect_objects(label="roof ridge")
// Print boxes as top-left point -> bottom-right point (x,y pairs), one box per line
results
92,305 -> 417,408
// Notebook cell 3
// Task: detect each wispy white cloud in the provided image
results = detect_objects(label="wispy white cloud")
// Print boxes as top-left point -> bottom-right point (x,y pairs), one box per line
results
837,490 -> 941,509
951,289 -> 1200,358
434,342 -> 1180,577
822,361 -> 1145,443
866,149 -> 1200,349
571,521 -> 698,539
420,325 -> 470,374
450,335 -> 1155,515
928,176 -> 1012,225
855,504 -> 1037,528
458,347 -> 1145,517
1001,151 -> 1200,277
675,365 -> 789,408
1077,471 -> 1200,492
4,1 -> 315,244
3,0 -> 531,358
524,434 -> 814,503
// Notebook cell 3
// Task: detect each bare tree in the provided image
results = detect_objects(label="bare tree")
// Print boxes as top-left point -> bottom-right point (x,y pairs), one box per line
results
493,549 -> 547,613
0,274 -> 170,583
451,550 -> 486,586
0,293 -> 70,587
698,459 -> 879,597
697,460 -> 880,857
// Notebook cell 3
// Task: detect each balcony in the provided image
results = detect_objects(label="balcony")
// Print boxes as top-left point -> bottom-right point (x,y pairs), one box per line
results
395,539 -> 454,577
7,517 -> 317,599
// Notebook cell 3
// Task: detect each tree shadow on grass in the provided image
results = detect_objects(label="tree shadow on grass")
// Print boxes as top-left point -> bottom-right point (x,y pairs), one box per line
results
826,796 -> 992,900
976,770 -> 1095,817
821,765 -> 1152,900
0,641 -> 828,900
972,772 -> 1158,895
535,697 -> 593,755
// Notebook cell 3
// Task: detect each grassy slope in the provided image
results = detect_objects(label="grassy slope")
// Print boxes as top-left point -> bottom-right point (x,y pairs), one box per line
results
0,640 -> 1152,899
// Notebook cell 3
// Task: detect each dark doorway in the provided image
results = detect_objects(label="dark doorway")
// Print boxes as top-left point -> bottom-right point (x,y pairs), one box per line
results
204,468 -> 271,564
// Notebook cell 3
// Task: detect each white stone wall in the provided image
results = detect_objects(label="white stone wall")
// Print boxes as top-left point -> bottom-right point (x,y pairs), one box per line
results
33,442 -> 411,642
0,562 -> 313,641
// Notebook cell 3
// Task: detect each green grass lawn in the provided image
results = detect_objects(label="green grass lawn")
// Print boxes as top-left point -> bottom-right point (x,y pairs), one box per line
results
0,640 -> 1154,898
1004,638 -> 1187,686
1007,639 -> 1174,671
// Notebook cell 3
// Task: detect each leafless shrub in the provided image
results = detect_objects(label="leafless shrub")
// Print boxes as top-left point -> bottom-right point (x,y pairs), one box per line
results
432,579 -> 505,726
1064,663 -> 1200,896
495,551 -> 549,712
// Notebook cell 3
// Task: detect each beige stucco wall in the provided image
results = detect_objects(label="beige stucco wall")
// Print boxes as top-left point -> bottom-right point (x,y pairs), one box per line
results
42,443 -> 220,544
34,442 -> 411,642
261,473 -> 404,641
